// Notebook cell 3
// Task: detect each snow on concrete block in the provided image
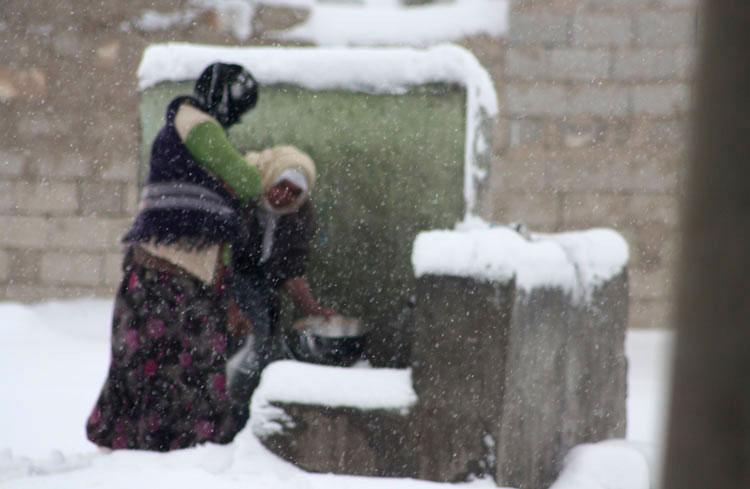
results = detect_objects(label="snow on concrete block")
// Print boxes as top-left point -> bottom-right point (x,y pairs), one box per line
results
252,360 -> 417,414
412,222 -> 628,298
251,360 -> 418,477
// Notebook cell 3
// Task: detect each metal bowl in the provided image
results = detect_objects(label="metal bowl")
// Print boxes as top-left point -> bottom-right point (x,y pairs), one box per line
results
283,315 -> 368,366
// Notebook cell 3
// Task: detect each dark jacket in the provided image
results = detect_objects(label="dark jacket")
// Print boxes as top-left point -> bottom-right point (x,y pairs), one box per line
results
233,201 -> 315,291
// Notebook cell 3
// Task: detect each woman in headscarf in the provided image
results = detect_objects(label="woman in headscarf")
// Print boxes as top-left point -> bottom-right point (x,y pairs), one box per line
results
86,62 -> 263,451
226,145 -> 337,403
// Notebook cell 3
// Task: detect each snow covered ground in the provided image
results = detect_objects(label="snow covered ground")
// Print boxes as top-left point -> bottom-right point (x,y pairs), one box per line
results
0,299 -> 673,488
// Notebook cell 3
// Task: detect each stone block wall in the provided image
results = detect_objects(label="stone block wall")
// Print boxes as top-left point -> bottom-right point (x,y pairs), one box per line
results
0,0 -> 698,328
476,0 -> 699,328
0,0 -> 260,301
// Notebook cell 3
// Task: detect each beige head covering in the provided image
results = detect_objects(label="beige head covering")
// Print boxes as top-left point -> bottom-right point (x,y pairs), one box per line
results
245,145 -> 317,214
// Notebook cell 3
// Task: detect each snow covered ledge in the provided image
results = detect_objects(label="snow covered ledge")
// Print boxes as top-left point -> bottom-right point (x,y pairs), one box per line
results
410,222 -> 630,489
251,361 -> 419,476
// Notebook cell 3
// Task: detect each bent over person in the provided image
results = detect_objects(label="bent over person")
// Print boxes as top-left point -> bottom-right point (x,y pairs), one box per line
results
227,146 -> 337,403
86,62 -> 262,451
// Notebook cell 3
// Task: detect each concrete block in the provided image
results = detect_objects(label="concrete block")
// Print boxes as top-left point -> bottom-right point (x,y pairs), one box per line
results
0,182 -> 16,212
100,158 -> 138,182
252,4 -> 309,37
507,47 -> 610,81
259,404 -> 415,478
675,46 -> 697,79
659,0 -> 698,8
487,153 -> 560,193
412,277 -> 515,482
508,117 -> 546,148
17,114 -> 69,138
613,48 -> 685,81
545,149 -> 682,193
496,275 -> 628,489
0,250 -> 8,282
635,11 -> 697,47
509,12 -> 572,45
95,40 -> 121,68
506,47 -> 547,80
104,251 -> 124,286
629,118 -> 689,148
632,83 -> 692,116
630,266 -> 673,300
0,150 -> 26,177
31,152 -> 91,179
561,192 -> 680,228
79,182 -> 124,215
506,84 -> 567,117
53,30 -> 82,57
500,95 -> 637,129
3,284 -> 105,303
49,217 -> 129,251
124,183 -> 140,216
40,251 -> 103,286
559,118 -> 608,148
566,85 -> 629,116
15,181 -> 78,215
619,223 -> 679,271
0,216 -> 50,248
630,298 -> 673,329
7,248 -> 41,283
0,68 -> 47,102
572,13 -> 633,47
488,189 -> 561,228
586,0 -> 652,9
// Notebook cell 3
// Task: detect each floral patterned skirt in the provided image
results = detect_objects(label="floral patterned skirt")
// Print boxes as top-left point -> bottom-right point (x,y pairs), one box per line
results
86,247 -> 248,451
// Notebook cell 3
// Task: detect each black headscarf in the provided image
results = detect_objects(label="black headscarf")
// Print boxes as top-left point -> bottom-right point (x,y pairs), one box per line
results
194,62 -> 259,128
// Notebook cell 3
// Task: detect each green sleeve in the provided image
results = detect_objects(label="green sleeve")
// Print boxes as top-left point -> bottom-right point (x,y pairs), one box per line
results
184,121 -> 262,202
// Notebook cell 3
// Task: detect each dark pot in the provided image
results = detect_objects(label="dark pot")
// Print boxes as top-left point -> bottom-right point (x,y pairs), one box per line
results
283,316 -> 368,367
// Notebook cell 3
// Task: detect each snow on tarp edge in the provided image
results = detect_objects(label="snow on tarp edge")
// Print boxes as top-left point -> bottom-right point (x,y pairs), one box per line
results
136,43 -> 498,117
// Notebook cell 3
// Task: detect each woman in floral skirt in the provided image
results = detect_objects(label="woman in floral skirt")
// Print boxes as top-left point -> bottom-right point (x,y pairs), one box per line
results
86,62 -> 262,451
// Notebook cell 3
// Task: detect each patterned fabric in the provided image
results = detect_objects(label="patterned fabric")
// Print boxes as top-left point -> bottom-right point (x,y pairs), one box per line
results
86,248 -> 247,451
139,182 -> 235,217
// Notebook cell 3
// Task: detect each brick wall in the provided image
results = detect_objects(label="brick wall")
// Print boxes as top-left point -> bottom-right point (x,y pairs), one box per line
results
0,0 -> 698,328
0,0 -> 255,302
478,0 -> 699,328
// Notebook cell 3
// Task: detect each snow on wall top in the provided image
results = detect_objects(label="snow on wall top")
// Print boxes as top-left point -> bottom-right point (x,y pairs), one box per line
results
138,43 -> 497,115
251,360 -> 416,437
412,222 -> 629,298
277,0 -> 509,47
138,43 -> 498,213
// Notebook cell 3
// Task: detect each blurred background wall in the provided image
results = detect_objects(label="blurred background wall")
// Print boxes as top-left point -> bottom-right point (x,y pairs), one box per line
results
0,0 -> 697,329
